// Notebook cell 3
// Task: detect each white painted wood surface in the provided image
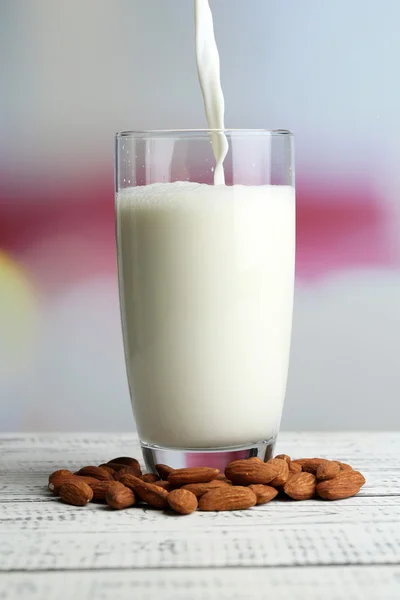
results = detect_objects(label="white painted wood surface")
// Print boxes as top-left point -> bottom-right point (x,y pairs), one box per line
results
0,432 -> 399,599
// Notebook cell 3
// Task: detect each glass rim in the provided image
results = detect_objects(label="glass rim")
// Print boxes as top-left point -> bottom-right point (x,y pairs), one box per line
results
116,128 -> 293,139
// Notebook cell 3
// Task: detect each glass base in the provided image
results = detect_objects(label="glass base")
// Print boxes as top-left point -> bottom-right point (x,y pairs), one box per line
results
141,438 -> 277,473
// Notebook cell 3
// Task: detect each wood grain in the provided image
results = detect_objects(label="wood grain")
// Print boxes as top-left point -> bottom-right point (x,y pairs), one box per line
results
1,432 -> 399,599
1,566 -> 400,600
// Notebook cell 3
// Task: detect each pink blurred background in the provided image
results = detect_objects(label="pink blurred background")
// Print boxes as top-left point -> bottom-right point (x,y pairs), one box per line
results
1,0 -> 400,431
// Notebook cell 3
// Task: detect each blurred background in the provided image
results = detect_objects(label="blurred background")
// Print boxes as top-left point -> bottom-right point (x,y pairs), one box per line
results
1,0 -> 399,432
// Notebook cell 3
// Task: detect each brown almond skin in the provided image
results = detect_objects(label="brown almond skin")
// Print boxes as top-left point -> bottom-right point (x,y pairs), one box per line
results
283,472 -> 316,500
153,480 -> 173,492
289,462 -> 302,475
89,480 -> 125,502
71,475 -> 101,487
316,471 -> 366,500
106,485 -> 136,509
102,462 -> 141,475
142,473 -> 160,484
225,459 -> 278,485
216,473 -> 231,481
108,457 -> 141,470
168,467 -> 220,486
249,484 -> 279,505
99,465 -> 116,477
267,458 -> 290,487
48,470 -> 73,492
336,461 -> 353,472
114,466 -> 144,481
292,458 -> 327,474
59,480 -> 93,506
198,486 -> 257,511
275,454 -> 291,464
316,461 -> 341,481
118,473 -> 145,491
49,469 -> 72,483
155,464 -> 174,479
182,480 -> 231,498
168,489 -> 198,514
75,466 -> 114,481
135,481 -> 169,509
49,474 -> 99,495
344,470 -> 366,486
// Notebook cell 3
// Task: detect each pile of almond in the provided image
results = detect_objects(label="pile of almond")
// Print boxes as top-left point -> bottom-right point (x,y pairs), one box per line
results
48,455 -> 366,515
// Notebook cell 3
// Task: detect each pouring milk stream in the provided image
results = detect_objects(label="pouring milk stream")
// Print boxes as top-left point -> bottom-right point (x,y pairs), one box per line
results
194,0 -> 229,184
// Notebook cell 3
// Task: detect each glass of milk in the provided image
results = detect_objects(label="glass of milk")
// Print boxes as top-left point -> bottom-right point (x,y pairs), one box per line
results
115,130 -> 295,470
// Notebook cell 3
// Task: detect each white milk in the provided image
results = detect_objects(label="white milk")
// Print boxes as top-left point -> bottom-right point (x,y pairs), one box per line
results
117,182 -> 295,448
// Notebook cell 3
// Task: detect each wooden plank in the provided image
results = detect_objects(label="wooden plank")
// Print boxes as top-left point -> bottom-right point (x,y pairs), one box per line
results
0,431 -> 398,495
1,465 -> 399,502
1,566 -> 400,600
1,431 -> 399,460
1,521 -> 400,571
1,433 -> 399,583
0,432 -> 397,479
1,496 -> 400,533
1,432 -> 399,499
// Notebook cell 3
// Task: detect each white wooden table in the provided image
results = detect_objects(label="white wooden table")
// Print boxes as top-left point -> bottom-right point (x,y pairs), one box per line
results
1,432 -> 399,599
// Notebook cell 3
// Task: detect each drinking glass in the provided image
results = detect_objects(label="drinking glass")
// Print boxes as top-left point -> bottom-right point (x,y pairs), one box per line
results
115,130 -> 295,471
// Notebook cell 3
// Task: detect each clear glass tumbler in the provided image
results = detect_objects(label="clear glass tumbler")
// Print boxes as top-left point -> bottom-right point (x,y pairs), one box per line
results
115,130 -> 295,471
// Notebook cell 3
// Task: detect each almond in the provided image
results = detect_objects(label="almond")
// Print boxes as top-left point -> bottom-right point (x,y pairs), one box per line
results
316,461 -> 341,481
118,473 -> 144,491
134,481 -> 169,509
59,480 -> 93,506
142,473 -> 160,484
48,469 -> 73,492
249,484 -> 278,505
347,470 -> 366,486
108,456 -> 141,470
70,475 -> 101,487
102,462 -> 141,475
292,458 -> 327,474
155,464 -> 174,479
283,472 -> 316,500
267,458 -> 289,487
99,465 -> 116,477
275,454 -> 291,464
336,461 -> 353,472
75,466 -> 114,481
89,480 -> 125,502
106,485 -> 136,509
49,473 -> 99,495
216,473 -> 231,481
198,486 -> 257,511
114,466 -> 144,481
153,480 -> 172,492
289,462 -> 302,474
167,489 -> 198,514
182,480 -> 231,498
168,467 -> 220,486
225,459 -> 278,485
316,471 -> 366,500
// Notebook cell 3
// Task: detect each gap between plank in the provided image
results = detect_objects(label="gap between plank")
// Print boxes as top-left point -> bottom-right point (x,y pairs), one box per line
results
2,562 -> 400,574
